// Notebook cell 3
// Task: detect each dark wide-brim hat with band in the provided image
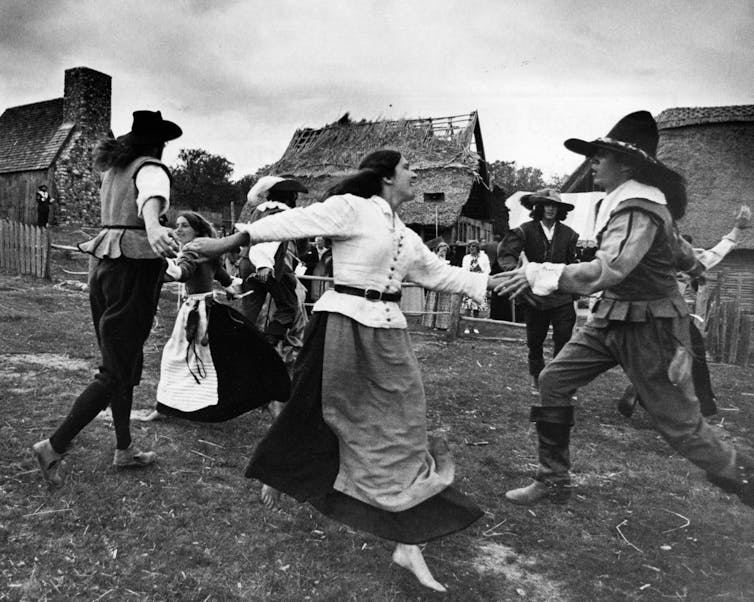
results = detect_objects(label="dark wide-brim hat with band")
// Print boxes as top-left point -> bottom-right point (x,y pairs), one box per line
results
117,110 -> 182,145
564,110 -> 669,166
520,188 -> 574,211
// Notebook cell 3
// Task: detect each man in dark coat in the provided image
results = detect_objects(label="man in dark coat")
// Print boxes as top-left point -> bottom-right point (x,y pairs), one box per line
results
498,189 -> 579,391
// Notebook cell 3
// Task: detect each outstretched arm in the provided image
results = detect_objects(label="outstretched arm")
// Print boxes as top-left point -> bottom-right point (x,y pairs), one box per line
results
494,209 -> 657,299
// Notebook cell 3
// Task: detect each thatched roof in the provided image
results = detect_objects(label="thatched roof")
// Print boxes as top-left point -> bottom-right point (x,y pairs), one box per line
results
657,105 -> 754,129
249,112 -> 487,227
561,105 -> 754,250
0,99 -> 75,174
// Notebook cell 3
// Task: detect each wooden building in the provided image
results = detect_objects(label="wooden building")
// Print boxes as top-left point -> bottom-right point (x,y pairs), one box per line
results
241,111 -> 495,248
0,67 -> 111,226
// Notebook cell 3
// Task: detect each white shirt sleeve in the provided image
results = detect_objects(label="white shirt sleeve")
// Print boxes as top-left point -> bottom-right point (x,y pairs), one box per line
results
247,242 -> 281,272
695,231 -> 740,270
134,164 -> 171,217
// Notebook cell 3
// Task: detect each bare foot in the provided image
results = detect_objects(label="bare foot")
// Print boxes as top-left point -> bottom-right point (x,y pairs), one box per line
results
134,410 -> 165,422
267,401 -> 285,420
392,543 -> 447,593
260,484 -> 280,509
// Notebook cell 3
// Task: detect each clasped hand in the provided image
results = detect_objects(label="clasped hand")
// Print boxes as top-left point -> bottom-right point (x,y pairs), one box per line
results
489,267 -> 535,303
183,237 -> 226,257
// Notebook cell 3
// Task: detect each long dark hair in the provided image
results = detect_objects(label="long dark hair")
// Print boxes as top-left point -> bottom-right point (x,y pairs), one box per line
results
178,211 -> 216,238
93,136 -> 164,171
325,149 -> 402,199
619,154 -> 688,220
529,203 -> 569,221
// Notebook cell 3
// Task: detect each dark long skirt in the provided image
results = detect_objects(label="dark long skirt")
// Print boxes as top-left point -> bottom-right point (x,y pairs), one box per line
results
245,312 -> 483,544
157,302 -> 291,422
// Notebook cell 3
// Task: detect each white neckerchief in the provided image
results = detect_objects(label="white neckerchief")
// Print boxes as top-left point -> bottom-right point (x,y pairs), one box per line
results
255,200 -> 290,213
539,221 -> 555,241
593,180 -> 666,237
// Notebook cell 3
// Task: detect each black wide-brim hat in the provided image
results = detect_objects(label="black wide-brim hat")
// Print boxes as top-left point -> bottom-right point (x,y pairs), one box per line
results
520,188 -> 574,211
268,179 -> 308,194
118,110 -> 182,145
564,110 -> 661,165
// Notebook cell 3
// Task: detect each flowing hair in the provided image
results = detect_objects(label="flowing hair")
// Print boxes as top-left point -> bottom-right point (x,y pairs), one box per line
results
93,136 -> 164,171
619,154 -> 688,220
177,211 -> 216,238
324,149 -> 402,199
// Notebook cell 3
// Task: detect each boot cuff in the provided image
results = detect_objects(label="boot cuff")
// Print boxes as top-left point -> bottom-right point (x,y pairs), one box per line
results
530,405 -> 575,425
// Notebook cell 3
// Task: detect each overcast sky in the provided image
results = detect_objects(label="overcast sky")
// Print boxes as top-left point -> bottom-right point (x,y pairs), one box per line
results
1,0 -> 753,180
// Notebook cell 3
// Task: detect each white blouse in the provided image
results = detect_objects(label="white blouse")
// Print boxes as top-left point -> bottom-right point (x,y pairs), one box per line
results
236,194 -> 487,328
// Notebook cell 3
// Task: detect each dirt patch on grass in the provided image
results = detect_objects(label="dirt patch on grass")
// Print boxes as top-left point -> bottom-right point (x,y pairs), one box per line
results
0,353 -> 91,373
473,542 -> 568,601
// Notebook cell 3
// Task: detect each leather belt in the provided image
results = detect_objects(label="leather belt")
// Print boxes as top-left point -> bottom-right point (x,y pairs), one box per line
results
334,284 -> 402,302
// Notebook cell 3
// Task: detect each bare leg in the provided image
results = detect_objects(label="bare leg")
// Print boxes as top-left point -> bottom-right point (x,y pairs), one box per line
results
260,484 -> 280,509
392,543 -> 446,593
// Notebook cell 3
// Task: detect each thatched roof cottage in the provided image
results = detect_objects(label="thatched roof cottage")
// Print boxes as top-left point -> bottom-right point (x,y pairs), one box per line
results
561,105 -> 754,311
243,111 -> 494,246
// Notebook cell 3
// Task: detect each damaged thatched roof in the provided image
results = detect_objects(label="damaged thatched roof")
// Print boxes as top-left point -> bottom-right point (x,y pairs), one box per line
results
253,112 -> 487,227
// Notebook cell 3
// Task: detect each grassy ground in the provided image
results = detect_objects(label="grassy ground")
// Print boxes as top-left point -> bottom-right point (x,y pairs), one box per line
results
1,231 -> 753,601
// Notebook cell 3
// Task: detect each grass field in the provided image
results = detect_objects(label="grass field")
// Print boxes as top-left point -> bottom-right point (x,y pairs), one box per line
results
1,242 -> 753,601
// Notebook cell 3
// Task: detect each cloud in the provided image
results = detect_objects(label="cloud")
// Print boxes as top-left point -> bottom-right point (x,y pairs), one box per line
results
1,0 -> 753,179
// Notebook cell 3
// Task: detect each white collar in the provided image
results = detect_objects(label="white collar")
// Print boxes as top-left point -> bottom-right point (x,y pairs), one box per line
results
593,180 -> 666,236
255,200 -> 290,213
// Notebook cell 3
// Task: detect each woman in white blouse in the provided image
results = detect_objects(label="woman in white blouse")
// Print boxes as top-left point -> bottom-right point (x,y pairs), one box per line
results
187,150 -> 503,593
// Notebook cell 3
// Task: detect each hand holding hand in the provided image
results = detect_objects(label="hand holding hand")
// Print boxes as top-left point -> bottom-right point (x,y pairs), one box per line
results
255,267 -> 272,283
492,267 -> 532,300
183,237 -> 226,258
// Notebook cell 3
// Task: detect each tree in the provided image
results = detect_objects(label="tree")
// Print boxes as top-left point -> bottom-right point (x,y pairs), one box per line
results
488,160 -> 549,194
487,161 -> 568,193
171,149 -> 236,211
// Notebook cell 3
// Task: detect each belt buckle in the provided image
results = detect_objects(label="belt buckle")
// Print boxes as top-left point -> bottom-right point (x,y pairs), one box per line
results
364,288 -> 381,301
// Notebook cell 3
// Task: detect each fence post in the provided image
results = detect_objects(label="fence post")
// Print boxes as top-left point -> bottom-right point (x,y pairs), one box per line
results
444,293 -> 462,341
42,227 -> 51,280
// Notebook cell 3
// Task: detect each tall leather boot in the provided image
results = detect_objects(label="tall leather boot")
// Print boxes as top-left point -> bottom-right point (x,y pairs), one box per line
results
707,452 -> 754,508
506,406 -> 574,505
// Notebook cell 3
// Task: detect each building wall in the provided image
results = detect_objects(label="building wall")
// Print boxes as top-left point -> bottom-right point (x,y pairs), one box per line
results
658,123 -> 754,249
0,169 -> 50,223
55,67 -> 111,225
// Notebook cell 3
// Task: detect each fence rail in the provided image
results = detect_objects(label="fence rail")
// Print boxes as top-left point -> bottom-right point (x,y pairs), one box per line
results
0,220 -> 51,279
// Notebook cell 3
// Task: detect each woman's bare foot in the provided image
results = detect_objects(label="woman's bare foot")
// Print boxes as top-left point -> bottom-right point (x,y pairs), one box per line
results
260,484 -> 280,509
392,543 -> 446,593
134,410 -> 165,422
267,401 -> 285,420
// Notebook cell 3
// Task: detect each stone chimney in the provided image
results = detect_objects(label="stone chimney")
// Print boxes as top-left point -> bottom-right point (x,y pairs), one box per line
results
63,66 -> 111,135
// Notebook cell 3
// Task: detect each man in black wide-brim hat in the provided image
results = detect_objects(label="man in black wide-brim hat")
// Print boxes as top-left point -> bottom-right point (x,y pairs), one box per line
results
33,110 -> 183,487
499,188 -> 579,393
495,110 -> 754,510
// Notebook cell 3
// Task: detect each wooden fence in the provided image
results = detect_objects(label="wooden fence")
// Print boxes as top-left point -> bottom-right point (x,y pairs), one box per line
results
705,274 -> 753,366
0,220 -> 51,279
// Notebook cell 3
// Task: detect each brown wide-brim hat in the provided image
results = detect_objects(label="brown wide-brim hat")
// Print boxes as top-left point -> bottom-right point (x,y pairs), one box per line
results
520,188 -> 574,211
118,110 -> 182,145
